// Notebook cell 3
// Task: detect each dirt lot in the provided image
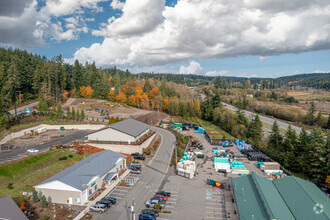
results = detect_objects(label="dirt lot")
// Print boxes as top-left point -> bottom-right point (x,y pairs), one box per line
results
9,130 -> 78,147
64,98 -> 169,125
287,90 -> 330,113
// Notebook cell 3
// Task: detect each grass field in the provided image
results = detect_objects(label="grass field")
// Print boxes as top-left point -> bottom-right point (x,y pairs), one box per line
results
0,149 -> 86,199
191,118 -> 234,139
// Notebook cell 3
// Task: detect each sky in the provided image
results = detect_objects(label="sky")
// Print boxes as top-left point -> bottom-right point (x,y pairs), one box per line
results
0,0 -> 329,78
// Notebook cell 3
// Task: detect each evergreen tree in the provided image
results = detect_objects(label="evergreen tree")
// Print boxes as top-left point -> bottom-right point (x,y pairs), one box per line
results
73,60 -> 84,90
269,121 -> 283,149
32,190 -> 39,203
66,106 -> 71,119
284,139 -> 299,172
298,128 -> 310,156
41,195 -> 47,208
71,107 -> 76,119
81,109 -> 85,119
304,102 -> 316,125
56,103 -> 63,115
285,125 -> 299,152
307,127 -> 326,183
76,110 -> 80,120
248,115 -> 263,144
327,114 -> 330,129
315,111 -> 322,126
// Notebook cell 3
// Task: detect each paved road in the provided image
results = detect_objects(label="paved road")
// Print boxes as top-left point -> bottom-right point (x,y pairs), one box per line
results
222,102 -> 305,134
9,102 -> 39,115
0,130 -> 91,164
94,127 -> 176,220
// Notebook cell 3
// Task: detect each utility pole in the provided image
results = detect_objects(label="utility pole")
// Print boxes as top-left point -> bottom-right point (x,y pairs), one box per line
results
175,141 -> 177,164
131,198 -> 135,220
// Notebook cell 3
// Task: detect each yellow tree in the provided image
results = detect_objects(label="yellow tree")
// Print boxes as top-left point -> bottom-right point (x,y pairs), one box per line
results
149,87 -> 160,100
128,95 -> 137,106
108,90 -> 115,101
116,91 -> 127,103
162,98 -> 169,111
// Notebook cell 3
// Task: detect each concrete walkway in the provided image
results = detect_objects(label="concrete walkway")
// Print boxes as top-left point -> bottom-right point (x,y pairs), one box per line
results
74,169 -> 130,220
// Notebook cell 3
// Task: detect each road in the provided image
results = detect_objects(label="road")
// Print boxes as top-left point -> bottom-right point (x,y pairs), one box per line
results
0,130 -> 91,164
9,102 -> 39,115
222,102 -> 305,134
94,127 -> 176,220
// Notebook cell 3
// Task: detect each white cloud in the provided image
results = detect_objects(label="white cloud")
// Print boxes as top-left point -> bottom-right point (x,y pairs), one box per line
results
259,56 -> 269,61
205,70 -> 229,76
95,0 -> 165,37
110,0 -> 124,10
69,0 -> 330,68
0,0 -> 44,48
178,61 -> 203,75
313,70 -> 330,73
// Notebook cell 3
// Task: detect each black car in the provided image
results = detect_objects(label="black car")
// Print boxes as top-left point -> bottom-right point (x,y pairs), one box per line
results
97,200 -> 111,207
134,155 -> 145,160
141,209 -> 159,217
131,152 -> 140,157
156,191 -> 171,197
104,196 -> 117,204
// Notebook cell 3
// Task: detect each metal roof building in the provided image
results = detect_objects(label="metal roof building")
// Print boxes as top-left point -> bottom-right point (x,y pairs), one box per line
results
35,150 -> 126,205
87,118 -> 151,144
232,172 -> 329,220
0,196 -> 28,220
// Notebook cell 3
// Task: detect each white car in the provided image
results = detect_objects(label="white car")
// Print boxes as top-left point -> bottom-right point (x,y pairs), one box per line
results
27,149 -> 39,153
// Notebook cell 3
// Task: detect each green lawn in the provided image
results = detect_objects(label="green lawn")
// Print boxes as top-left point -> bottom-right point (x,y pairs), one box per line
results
190,118 -> 234,139
0,149 -> 86,200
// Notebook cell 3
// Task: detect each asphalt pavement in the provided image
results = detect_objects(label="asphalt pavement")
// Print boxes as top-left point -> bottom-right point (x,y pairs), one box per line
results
9,102 -> 39,115
0,130 -> 91,164
222,102 -> 305,134
93,127 -> 176,220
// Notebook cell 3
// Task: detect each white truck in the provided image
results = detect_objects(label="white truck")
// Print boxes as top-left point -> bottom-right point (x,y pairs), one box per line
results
37,127 -> 47,134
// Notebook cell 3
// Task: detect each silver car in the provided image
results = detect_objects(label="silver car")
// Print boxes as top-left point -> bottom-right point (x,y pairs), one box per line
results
89,204 -> 107,213
130,169 -> 141,174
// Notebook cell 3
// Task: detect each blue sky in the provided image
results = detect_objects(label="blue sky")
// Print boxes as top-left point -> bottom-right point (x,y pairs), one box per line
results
1,0 -> 330,77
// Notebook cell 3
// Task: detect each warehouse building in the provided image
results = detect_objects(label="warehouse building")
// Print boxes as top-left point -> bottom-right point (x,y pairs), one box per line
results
232,172 -> 329,220
34,150 -> 126,206
87,118 -> 151,144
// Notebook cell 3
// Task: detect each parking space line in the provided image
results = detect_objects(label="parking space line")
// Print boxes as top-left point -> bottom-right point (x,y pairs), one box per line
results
157,218 -> 171,220
113,188 -> 130,192
204,216 -> 225,219
166,205 -> 174,208
109,192 -> 127,196
205,211 -> 222,215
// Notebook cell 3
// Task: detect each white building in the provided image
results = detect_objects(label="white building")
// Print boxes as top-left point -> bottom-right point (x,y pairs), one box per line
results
87,118 -> 151,144
34,150 -> 126,206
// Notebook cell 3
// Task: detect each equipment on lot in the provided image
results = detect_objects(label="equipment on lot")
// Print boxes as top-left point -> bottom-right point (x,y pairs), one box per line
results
27,130 -> 38,136
60,126 -> 65,131
37,127 -> 47,134
207,179 -> 221,188
100,109 -> 109,116
194,127 -> 205,133
177,160 -> 196,179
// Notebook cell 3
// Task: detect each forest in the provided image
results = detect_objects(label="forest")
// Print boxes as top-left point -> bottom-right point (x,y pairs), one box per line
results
0,47 -> 329,186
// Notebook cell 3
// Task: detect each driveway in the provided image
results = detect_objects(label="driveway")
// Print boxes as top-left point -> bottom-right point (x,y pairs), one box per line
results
93,127 -> 176,220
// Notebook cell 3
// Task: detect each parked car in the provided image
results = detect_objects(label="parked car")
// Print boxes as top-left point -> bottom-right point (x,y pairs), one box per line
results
98,199 -> 112,207
129,165 -> 142,170
145,199 -> 164,209
141,209 -> 159,217
89,204 -> 107,213
131,169 -> 141,174
197,154 -> 205,158
131,152 -> 140,157
153,195 -> 167,201
139,213 -> 156,220
156,191 -> 171,197
104,196 -> 117,204
27,149 -> 39,154
134,155 -> 145,160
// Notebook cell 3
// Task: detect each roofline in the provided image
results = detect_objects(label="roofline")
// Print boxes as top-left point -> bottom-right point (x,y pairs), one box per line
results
34,180 -> 82,192
109,126 -> 150,138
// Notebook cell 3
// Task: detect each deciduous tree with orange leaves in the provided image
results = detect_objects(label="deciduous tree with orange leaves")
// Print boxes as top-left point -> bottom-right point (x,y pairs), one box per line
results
80,86 -> 93,98
149,87 -> 159,100
116,91 -> 127,103
108,90 -> 115,101
162,98 -> 169,111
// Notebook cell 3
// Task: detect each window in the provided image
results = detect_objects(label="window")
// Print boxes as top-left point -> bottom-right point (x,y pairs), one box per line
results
120,164 -> 122,170
75,198 -> 80,203
94,184 -> 97,191
89,189 -> 92,195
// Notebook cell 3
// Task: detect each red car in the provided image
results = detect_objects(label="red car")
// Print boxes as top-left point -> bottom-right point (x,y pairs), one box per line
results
153,195 -> 167,201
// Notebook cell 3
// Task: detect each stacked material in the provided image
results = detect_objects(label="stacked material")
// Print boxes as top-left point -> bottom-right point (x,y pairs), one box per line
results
194,127 -> 205,133
231,170 -> 249,175
177,161 -> 196,179
260,162 -> 280,170
264,170 -> 283,175
214,157 -> 231,172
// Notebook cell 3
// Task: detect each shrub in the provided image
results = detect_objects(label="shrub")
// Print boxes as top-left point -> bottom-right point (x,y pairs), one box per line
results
68,154 -> 73,158
33,190 -> 39,202
154,203 -> 162,210
59,156 -> 67,161
41,195 -> 47,208
7,183 -> 13,189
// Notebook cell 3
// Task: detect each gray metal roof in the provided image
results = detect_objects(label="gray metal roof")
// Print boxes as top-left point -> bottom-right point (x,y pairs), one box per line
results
0,196 -> 28,220
109,118 -> 150,138
35,150 -> 126,191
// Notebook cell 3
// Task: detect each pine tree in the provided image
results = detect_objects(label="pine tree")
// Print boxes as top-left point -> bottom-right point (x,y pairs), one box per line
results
307,127 -> 326,183
41,195 -> 47,208
269,121 -> 283,149
32,190 -> 39,203
305,102 -> 316,125
298,128 -> 310,156
315,111 -> 322,126
56,103 -> 63,115
285,125 -> 299,153
248,115 -> 263,144
71,107 -> 76,120
81,109 -> 85,119
327,114 -> 330,129
66,107 -> 71,119
284,139 -> 299,172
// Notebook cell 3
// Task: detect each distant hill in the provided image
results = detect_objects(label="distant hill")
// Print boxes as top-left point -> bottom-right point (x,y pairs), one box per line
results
276,73 -> 330,90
